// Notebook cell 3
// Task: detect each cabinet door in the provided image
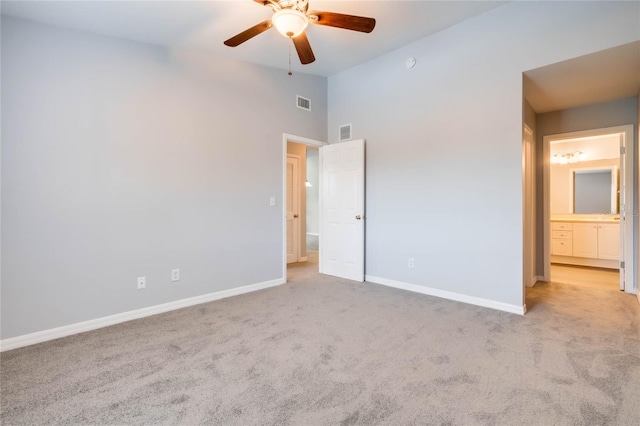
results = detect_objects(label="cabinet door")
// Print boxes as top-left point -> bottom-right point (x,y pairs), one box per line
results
572,223 -> 598,258
552,239 -> 572,256
597,224 -> 620,260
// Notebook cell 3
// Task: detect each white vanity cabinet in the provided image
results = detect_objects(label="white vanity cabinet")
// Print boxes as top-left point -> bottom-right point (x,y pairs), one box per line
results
551,220 -> 619,269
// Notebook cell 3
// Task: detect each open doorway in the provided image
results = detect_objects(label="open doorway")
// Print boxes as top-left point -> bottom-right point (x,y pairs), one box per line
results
522,42 -> 640,309
282,134 -> 326,281
544,128 -> 632,293
282,134 -> 367,283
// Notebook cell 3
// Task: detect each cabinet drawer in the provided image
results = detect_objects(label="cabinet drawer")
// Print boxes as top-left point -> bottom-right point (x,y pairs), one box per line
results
552,239 -> 573,256
552,231 -> 572,239
552,222 -> 573,231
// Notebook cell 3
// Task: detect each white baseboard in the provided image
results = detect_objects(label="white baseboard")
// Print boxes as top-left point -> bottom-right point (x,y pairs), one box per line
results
0,278 -> 285,352
306,232 -> 319,237
365,275 -> 525,315
298,257 -> 308,262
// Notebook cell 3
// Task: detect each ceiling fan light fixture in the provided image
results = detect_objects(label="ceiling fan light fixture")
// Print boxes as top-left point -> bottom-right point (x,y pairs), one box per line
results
272,9 -> 309,38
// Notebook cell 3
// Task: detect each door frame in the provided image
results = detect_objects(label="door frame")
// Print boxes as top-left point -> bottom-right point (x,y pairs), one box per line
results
523,124 -> 537,289
542,124 -> 635,293
281,133 -> 327,281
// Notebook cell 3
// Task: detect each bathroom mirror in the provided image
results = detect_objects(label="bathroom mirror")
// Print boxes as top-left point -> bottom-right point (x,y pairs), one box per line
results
571,167 -> 619,214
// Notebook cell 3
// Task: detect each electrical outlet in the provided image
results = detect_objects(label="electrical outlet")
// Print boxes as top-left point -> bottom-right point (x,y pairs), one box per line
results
137,276 -> 146,289
269,196 -> 276,207
171,269 -> 180,282
408,258 -> 415,268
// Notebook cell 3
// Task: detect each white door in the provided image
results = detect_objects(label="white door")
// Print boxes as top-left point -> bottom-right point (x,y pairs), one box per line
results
286,155 -> 299,264
618,133 -> 627,292
320,139 -> 365,281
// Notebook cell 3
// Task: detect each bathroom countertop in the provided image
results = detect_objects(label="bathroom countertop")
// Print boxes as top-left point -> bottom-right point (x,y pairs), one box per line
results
551,216 -> 620,223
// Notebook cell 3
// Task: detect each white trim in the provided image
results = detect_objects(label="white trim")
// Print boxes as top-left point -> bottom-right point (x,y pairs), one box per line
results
282,133 -> 327,280
306,232 -> 319,237
318,147 -> 324,273
523,124 -> 536,291
366,275 -> 526,315
283,133 -> 326,148
0,278 -> 284,352
536,275 -> 545,283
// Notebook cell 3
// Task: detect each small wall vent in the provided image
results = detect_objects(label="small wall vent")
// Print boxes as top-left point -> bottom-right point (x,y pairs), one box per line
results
296,95 -> 311,111
339,124 -> 352,142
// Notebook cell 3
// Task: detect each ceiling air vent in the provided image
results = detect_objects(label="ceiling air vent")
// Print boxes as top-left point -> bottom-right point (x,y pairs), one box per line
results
339,124 -> 352,142
296,95 -> 311,111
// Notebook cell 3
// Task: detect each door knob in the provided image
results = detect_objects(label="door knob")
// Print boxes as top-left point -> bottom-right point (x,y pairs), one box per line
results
355,215 -> 362,220
294,214 -> 299,218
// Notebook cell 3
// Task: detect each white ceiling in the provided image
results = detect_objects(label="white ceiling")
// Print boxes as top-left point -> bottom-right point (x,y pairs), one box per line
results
0,0 -> 507,77
524,41 -> 640,114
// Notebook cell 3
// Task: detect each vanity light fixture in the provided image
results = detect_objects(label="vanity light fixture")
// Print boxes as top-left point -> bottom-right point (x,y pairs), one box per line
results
552,151 -> 585,164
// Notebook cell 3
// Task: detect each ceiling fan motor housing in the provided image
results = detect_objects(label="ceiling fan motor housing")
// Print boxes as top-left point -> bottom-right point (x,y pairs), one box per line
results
269,0 -> 309,13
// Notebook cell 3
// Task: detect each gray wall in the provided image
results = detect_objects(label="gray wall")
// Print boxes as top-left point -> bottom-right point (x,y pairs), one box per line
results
524,100 -> 537,131
1,17 -> 327,339
328,1 -> 639,308
535,97 -> 639,274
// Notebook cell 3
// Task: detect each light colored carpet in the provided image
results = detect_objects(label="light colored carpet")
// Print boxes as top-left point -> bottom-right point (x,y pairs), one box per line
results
2,263 -> 639,425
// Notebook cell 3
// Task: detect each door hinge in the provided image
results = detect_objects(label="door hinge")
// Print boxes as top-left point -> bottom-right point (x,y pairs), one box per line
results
620,146 -> 626,155
620,261 -> 625,269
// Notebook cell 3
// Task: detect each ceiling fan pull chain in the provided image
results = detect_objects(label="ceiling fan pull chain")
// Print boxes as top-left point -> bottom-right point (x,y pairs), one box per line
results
288,40 -> 293,76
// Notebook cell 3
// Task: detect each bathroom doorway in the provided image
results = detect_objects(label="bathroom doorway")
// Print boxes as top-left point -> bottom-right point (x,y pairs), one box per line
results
543,125 -> 634,293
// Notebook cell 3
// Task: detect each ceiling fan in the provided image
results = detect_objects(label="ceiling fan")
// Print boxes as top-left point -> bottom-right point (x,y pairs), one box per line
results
223,0 -> 376,65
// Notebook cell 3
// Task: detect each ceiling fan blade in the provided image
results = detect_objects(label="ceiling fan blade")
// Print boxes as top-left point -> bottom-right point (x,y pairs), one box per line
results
308,11 -> 376,33
292,32 -> 316,65
224,20 -> 272,47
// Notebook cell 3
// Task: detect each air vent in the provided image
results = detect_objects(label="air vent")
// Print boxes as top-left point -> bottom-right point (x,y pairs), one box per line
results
296,95 -> 311,111
339,124 -> 352,142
